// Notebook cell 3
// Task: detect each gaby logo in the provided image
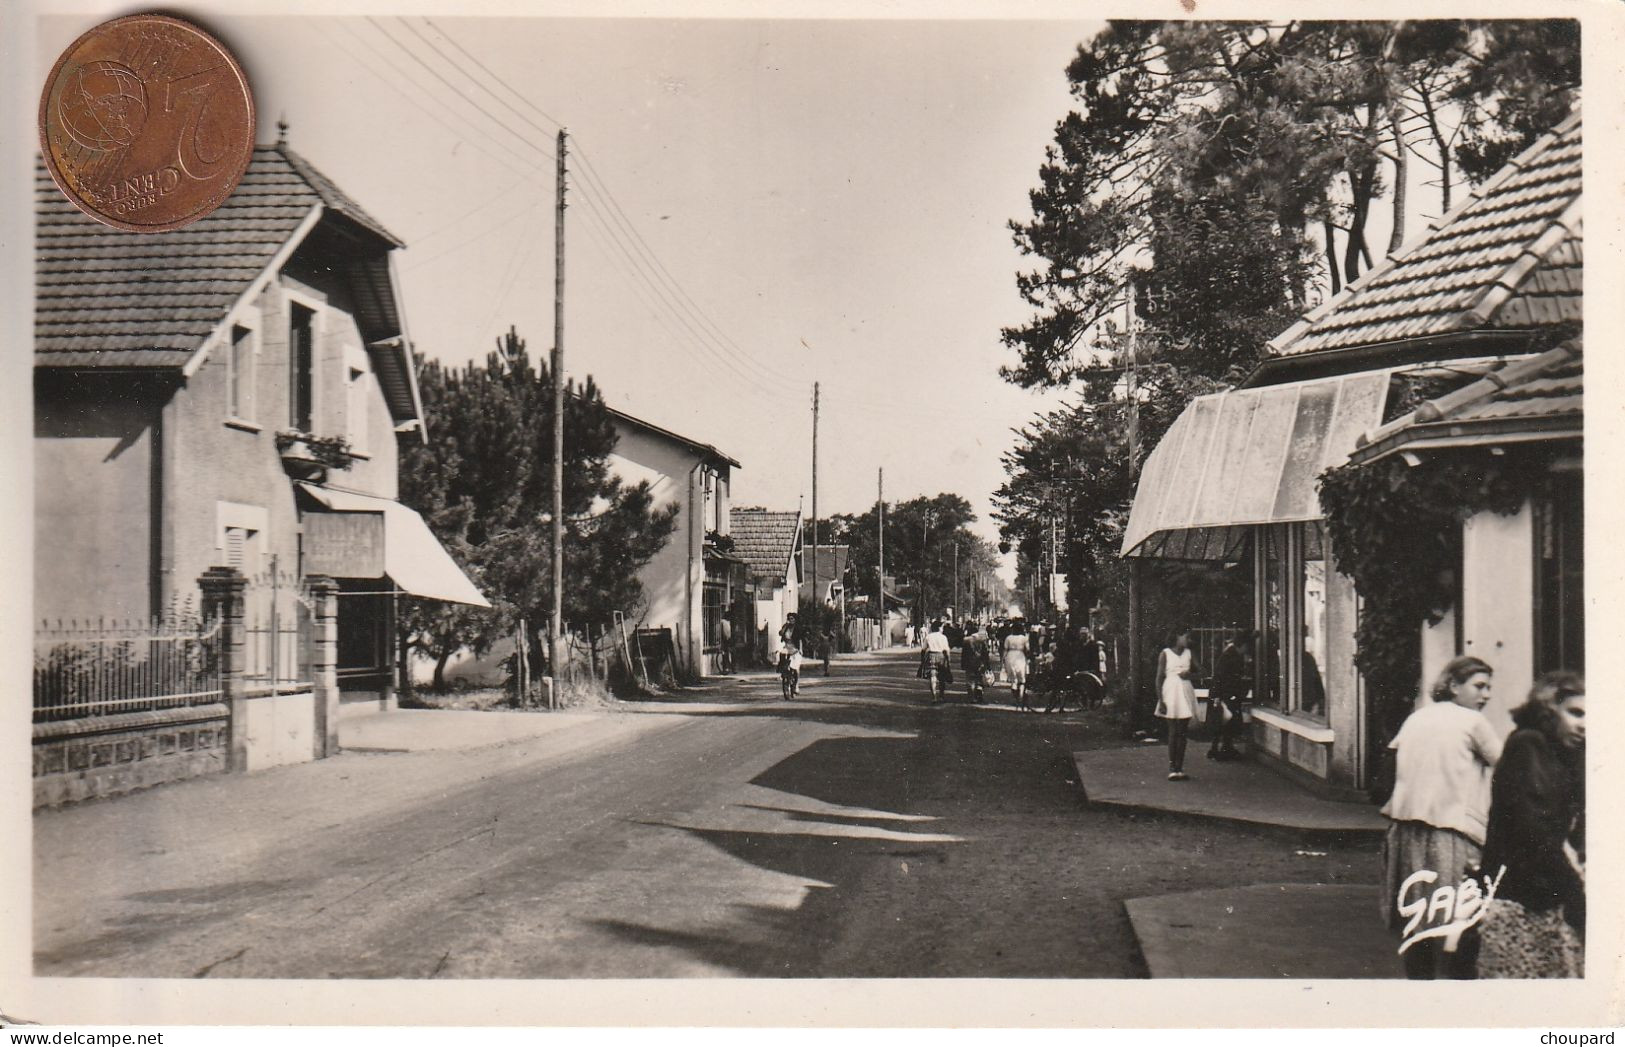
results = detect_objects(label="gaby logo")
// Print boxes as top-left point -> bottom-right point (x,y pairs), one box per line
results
1397,864 -> 1506,954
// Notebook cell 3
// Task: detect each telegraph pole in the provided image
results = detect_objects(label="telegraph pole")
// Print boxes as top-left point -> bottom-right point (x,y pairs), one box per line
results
952,541 -> 959,621
549,128 -> 567,709
877,468 -> 884,650
810,382 -> 819,621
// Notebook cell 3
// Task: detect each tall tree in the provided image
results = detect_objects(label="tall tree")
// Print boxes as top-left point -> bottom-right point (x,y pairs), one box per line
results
398,329 -> 679,688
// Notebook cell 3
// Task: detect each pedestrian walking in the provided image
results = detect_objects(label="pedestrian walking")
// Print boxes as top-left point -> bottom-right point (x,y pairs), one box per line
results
919,619 -> 952,702
1380,655 -> 1501,980
962,621 -> 989,703
1475,671 -> 1585,979
819,626 -> 834,676
1003,616 -> 1032,710
1155,629 -> 1197,780
1205,629 -> 1253,760
718,617 -> 734,674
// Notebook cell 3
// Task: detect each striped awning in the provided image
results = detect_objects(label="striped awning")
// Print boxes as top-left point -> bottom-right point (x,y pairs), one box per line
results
1122,371 -> 1391,559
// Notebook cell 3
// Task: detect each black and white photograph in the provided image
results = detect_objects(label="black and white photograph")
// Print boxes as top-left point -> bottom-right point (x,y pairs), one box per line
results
2,0 -> 1619,1033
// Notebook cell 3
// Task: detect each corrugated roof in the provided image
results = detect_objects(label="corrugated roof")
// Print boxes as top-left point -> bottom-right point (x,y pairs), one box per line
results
36,144 -> 401,369
1269,111 -> 1581,358
1351,339 -> 1581,464
729,509 -> 800,582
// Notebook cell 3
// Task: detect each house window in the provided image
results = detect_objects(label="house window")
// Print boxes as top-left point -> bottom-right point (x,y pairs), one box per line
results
227,324 -> 255,422
702,565 -> 728,652
1535,474 -> 1584,675
290,302 -> 316,431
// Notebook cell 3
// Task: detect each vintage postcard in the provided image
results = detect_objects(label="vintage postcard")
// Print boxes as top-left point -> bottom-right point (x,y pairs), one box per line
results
2,0 -> 1620,1033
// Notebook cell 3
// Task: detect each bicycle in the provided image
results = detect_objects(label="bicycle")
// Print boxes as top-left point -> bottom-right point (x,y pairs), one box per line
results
778,649 -> 801,701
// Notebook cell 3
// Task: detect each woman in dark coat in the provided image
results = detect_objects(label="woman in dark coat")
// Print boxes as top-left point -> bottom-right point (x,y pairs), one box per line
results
1476,671 -> 1586,978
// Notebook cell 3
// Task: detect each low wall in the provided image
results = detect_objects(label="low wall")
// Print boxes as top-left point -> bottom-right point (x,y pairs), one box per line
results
33,704 -> 230,808
241,689 -> 316,771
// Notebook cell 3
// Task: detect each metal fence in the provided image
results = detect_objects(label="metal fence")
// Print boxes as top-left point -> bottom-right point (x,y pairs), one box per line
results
243,570 -> 313,692
34,616 -> 224,723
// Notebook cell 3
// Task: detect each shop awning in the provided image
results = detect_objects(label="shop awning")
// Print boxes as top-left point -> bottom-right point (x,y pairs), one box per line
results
297,483 -> 491,607
1122,371 -> 1391,560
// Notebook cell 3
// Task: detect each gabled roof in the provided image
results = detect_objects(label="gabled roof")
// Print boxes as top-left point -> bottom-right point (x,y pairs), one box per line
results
800,544 -> 850,598
36,143 -> 403,370
729,508 -> 800,582
1268,110 -> 1581,361
1351,338 -> 1581,464
606,407 -> 741,470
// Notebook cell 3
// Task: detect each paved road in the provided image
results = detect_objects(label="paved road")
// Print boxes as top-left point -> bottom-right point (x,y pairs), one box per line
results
34,650 -> 1377,978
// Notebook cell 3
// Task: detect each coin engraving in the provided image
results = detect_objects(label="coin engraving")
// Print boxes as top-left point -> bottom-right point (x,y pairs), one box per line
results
58,61 -> 148,150
40,14 -> 254,233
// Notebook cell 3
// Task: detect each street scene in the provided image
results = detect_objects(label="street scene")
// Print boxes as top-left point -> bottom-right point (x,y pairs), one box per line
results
24,10 -> 1589,1011
35,650 -> 1388,980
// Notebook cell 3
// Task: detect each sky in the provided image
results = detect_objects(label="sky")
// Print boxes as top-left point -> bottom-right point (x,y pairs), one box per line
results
39,13 -> 1105,581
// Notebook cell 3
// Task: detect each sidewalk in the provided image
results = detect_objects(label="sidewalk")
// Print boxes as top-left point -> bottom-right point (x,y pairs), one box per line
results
1075,744 -> 1397,979
1073,745 -> 1386,832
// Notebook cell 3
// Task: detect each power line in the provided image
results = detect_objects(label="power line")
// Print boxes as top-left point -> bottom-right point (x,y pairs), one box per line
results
368,18 -> 788,394
419,17 -> 568,134
403,196 -> 549,272
571,142 -> 789,388
365,17 -> 556,164
393,16 -> 790,390
329,21 -> 541,184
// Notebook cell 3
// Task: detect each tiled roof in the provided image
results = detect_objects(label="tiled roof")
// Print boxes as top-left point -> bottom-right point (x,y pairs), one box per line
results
1270,111 -> 1581,358
1351,339 -> 1581,463
729,509 -> 800,581
36,144 -> 400,368
799,544 -> 849,598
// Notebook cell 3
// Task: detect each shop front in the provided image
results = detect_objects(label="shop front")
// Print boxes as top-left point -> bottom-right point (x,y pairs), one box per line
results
299,482 -> 490,709
1122,371 -> 1389,797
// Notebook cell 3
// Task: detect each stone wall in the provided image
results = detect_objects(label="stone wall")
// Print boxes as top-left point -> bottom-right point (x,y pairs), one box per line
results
33,704 -> 230,807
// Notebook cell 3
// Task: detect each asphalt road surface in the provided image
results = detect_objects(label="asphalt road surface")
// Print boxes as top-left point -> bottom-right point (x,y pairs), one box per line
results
34,649 -> 1377,978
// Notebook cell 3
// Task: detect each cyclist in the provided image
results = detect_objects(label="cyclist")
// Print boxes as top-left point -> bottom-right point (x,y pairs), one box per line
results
777,635 -> 802,700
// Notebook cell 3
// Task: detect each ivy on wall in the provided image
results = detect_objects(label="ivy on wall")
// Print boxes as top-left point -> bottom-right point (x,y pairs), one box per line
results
1316,448 -> 1546,748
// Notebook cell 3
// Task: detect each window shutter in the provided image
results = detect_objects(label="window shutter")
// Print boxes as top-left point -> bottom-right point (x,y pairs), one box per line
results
225,527 -> 247,569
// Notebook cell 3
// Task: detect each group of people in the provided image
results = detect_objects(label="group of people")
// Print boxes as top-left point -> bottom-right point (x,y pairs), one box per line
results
916,616 -> 1108,711
1380,656 -> 1585,979
1149,631 -> 1586,980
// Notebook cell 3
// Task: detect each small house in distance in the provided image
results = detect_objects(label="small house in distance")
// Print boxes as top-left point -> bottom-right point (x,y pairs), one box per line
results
729,508 -> 803,660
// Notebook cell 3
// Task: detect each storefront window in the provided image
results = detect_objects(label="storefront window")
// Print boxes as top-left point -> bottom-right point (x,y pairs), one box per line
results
1535,473 -> 1583,675
1257,526 -> 1283,709
1300,555 -> 1327,718
1251,522 -> 1328,723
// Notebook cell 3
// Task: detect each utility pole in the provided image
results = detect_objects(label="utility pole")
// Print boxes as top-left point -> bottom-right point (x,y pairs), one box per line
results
549,128 -> 567,709
952,541 -> 959,621
811,381 -> 819,622
876,468 -> 885,650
